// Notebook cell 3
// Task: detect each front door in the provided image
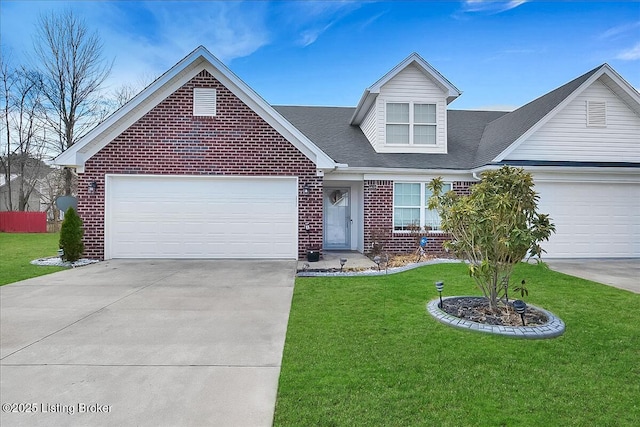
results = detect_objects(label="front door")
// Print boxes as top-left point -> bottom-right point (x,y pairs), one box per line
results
324,188 -> 351,250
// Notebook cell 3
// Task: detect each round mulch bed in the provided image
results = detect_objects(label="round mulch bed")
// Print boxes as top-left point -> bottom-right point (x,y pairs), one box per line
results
440,296 -> 548,327
427,296 -> 566,339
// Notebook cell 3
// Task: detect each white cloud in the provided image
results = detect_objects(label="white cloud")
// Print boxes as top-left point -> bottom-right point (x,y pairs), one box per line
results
136,1 -> 270,63
599,21 -> 640,40
459,0 -> 527,15
92,1 -> 273,92
299,22 -> 335,47
276,1 -> 362,47
616,42 -> 640,61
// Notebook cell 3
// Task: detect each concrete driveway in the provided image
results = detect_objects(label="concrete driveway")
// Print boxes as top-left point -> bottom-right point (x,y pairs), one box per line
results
545,259 -> 640,294
0,259 -> 296,427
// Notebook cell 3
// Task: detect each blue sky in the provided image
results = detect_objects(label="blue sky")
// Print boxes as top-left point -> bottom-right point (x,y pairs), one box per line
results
1,1 -> 639,111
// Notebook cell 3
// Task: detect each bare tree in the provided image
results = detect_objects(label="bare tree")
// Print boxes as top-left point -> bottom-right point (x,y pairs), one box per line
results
109,71 -> 157,111
10,67 -> 48,210
111,83 -> 138,109
0,53 -> 16,210
40,167 -> 67,229
0,54 -> 50,211
33,9 -> 112,195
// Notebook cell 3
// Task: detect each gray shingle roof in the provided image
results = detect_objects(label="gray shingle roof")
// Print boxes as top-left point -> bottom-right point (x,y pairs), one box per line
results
274,64 -> 609,171
274,106 -> 506,170
474,65 -> 604,167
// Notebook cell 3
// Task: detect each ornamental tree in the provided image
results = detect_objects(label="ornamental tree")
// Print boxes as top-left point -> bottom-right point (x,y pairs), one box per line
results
59,207 -> 84,262
427,166 -> 555,311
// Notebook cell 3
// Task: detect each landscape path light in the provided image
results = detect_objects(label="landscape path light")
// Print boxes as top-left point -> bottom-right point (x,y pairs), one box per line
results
513,300 -> 527,326
373,256 -> 381,271
339,258 -> 347,272
435,281 -> 444,308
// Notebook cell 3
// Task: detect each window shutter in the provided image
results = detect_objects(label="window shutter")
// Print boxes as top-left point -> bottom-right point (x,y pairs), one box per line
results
193,88 -> 216,116
586,100 -> 606,127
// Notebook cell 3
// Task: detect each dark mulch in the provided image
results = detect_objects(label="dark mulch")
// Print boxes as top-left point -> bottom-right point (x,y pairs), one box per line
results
440,296 -> 549,326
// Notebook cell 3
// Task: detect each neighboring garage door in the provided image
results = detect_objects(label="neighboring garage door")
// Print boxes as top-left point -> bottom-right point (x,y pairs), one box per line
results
535,181 -> 640,258
105,175 -> 298,259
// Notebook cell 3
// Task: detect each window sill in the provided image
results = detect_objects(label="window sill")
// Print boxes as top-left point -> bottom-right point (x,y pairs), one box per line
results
374,144 -> 447,154
392,229 -> 447,234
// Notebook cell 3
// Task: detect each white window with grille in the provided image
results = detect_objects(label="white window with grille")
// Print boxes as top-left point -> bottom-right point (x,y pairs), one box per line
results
393,182 -> 451,231
386,102 -> 437,145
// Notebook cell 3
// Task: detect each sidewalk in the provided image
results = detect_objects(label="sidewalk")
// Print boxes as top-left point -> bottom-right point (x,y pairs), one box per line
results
297,251 -> 376,271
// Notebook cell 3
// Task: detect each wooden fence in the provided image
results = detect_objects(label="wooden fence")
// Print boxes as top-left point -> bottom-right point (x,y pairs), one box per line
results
0,211 -> 47,233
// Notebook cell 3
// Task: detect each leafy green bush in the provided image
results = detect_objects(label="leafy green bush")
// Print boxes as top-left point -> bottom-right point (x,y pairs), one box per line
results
428,166 -> 555,310
59,207 -> 84,262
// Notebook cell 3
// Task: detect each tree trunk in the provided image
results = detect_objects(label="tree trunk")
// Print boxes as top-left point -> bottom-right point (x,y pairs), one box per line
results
64,167 -> 73,195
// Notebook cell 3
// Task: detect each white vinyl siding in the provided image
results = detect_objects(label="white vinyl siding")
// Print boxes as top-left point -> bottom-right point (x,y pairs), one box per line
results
506,79 -> 640,162
193,88 -> 217,116
393,182 -> 451,231
372,64 -> 448,153
360,102 -> 378,148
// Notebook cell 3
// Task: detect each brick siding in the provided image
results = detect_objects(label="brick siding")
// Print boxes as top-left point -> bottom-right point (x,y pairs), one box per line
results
79,70 -> 322,259
363,179 -> 476,255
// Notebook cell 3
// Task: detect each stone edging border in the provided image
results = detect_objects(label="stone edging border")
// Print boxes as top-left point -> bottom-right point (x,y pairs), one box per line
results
427,296 -> 566,339
31,256 -> 100,268
297,258 -> 461,277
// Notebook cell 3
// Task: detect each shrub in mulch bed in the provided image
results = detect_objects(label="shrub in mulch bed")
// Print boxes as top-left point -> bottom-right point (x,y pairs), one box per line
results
440,296 -> 549,326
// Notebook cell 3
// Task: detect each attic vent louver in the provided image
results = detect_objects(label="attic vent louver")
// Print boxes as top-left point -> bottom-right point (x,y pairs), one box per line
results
586,100 -> 606,127
193,88 -> 216,116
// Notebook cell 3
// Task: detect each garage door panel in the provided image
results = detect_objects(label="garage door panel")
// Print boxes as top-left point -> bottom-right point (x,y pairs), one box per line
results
106,176 -> 298,259
536,181 -> 640,258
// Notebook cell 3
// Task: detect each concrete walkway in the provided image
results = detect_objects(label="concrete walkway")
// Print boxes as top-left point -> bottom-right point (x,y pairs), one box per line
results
0,259 -> 296,427
545,258 -> 640,294
297,250 -> 376,271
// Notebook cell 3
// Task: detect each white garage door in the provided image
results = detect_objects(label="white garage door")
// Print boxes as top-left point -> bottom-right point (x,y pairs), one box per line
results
105,175 -> 298,259
535,181 -> 640,258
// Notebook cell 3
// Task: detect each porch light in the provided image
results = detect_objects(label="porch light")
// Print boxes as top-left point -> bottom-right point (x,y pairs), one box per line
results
88,180 -> 98,193
302,183 -> 310,195
435,281 -> 444,308
513,300 -> 527,326
339,258 -> 347,272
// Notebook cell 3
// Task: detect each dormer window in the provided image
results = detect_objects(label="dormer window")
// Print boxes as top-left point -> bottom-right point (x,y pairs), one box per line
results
386,102 -> 436,145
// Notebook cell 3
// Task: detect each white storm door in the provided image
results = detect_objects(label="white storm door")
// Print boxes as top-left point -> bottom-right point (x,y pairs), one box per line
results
323,188 -> 351,250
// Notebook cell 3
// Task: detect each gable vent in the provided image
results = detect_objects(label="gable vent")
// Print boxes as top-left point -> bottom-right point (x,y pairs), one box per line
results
193,88 -> 216,116
586,100 -> 606,127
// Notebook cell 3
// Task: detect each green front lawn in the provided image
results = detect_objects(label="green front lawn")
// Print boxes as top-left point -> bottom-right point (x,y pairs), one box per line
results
274,262 -> 640,426
0,232 -> 66,286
